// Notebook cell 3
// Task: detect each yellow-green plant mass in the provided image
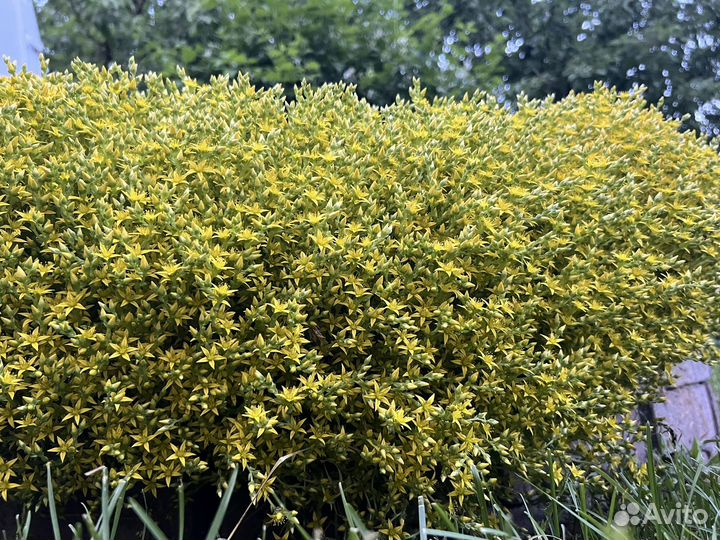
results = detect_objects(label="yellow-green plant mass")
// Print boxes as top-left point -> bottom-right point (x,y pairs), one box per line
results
1,61 -> 720,518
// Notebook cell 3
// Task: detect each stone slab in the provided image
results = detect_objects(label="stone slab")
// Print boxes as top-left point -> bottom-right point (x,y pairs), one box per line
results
670,360 -> 713,387
653,384 -> 719,457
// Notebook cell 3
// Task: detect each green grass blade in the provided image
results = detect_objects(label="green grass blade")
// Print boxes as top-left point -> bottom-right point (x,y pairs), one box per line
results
606,488 -> 618,527
110,480 -> 128,540
578,481 -> 593,540
70,523 -> 83,540
526,479 -> 608,537
338,482 -> 370,535
226,453 -> 299,540
520,496 -> 548,540
82,513 -> 103,540
471,464 -> 490,527
489,501 -> 520,538
432,502 -> 458,533
107,479 -> 128,516
178,482 -> 185,540
128,498 -> 169,540
101,467 -> 110,540
46,463 -> 62,540
20,511 -> 31,540
645,424 -> 666,540
204,466 -> 239,540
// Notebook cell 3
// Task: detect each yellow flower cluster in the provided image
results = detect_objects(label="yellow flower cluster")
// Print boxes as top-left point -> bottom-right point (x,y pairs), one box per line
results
1,61 -> 720,518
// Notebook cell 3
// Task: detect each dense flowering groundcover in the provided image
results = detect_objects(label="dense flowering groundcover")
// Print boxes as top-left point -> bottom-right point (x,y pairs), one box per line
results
1,61 -> 720,520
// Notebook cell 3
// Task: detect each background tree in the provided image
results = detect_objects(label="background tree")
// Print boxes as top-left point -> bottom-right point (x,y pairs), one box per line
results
34,0 -> 719,135
33,0 -> 503,103
440,0 -> 720,135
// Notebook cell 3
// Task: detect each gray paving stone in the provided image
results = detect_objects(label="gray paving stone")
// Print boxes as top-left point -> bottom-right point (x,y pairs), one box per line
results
653,384 -> 719,456
670,360 -> 714,387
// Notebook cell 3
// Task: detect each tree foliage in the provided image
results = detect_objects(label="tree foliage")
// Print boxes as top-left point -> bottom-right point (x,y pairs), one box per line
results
34,1 -> 719,134
33,0 -> 503,104
444,0 -> 720,135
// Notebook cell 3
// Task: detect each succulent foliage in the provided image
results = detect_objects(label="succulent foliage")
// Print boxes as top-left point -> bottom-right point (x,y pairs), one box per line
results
1,61 -> 720,517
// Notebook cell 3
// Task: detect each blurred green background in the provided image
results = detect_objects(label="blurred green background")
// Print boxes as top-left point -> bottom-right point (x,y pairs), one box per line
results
33,0 -> 719,136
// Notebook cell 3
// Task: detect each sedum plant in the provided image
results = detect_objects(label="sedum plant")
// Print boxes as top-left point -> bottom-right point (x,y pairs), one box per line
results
1,59 -> 720,523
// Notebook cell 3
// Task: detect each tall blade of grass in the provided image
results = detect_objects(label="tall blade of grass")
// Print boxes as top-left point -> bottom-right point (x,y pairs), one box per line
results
338,482 -> 370,536
489,501 -> 521,538
204,466 -> 239,540
87,466 -> 119,534
128,498 -> 169,540
110,480 -> 128,540
432,502 -> 458,533
645,424 -> 667,540
82,513 -> 103,540
527,480 -> 608,538
686,451 -> 706,506
107,479 -> 128,516
227,452 -> 299,540
101,467 -> 110,540
548,455 -> 562,538
578,481 -> 593,540
20,511 -> 31,540
471,465 -> 490,527
178,482 -> 185,540
70,523 -> 83,540
46,463 -> 62,540
566,482 -> 605,540
592,468 -> 641,508
520,496 -> 549,540
428,497 -> 513,540
606,488 -> 618,528
673,451 -> 708,540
